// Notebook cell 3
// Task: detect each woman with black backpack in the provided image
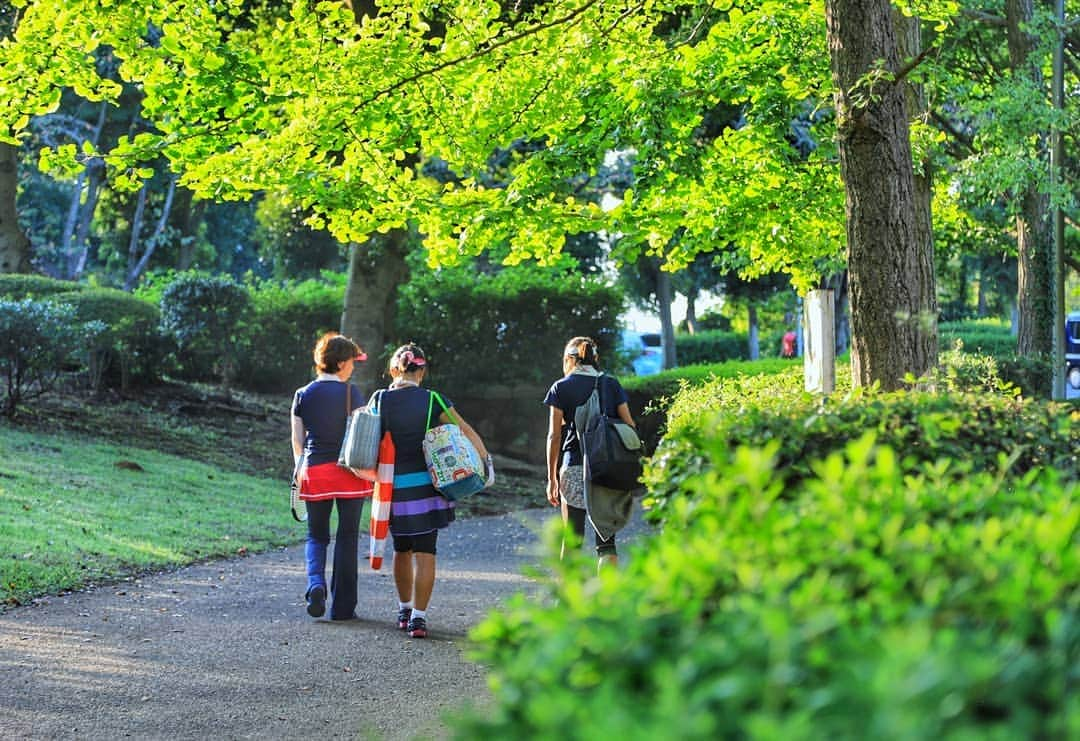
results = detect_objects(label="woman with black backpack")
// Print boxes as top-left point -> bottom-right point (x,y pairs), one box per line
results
543,336 -> 637,571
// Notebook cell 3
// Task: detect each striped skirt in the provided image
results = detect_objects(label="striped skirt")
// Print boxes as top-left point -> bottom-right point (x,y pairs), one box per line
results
389,469 -> 454,535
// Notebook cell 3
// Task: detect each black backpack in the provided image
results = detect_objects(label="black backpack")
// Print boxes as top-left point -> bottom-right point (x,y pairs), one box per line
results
575,374 -> 643,491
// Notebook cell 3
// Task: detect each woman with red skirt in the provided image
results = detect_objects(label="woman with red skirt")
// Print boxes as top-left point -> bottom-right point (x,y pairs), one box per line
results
290,333 -> 373,620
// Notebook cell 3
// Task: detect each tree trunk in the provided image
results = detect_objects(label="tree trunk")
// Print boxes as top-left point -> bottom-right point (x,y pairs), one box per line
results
0,142 -> 31,274
747,303 -> 760,360
340,229 -> 411,390
125,183 -> 149,283
684,288 -> 698,335
69,169 -> 103,280
1006,0 -> 1052,356
825,0 -> 937,390
827,271 -> 851,355
175,187 -> 205,271
656,269 -> 677,369
896,10 -> 938,346
124,175 -> 177,291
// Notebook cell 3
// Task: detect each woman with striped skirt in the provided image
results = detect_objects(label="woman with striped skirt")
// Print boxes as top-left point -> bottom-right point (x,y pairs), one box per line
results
379,343 -> 489,638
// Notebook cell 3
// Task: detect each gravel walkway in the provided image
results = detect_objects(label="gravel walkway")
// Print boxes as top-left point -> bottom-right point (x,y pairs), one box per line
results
0,506 -> 651,740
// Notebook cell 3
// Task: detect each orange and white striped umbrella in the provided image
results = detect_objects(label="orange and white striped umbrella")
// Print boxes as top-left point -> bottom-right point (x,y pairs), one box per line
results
369,431 -> 394,570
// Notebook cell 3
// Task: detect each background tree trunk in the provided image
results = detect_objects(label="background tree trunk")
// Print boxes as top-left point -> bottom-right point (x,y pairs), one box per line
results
1005,0 -> 1053,356
656,269 -> 677,369
340,229 -> 410,390
896,10 -> 938,347
124,175 -> 177,291
747,303 -> 760,360
825,0 -> 937,390
684,288 -> 698,334
0,142 -> 31,274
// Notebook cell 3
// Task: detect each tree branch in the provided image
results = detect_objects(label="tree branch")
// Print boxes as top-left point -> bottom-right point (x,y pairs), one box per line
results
960,9 -> 1007,27
350,0 -> 603,113
930,109 -> 978,156
893,41 -> 936,85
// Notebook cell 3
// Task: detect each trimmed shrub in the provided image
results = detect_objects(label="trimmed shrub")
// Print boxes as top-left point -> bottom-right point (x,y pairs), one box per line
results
673,329 -> 747,366
0,299 -> 101,416
0,274 -> 83,299
160,274 -> 250,389
460,439 -> 1079,739
396,267 -> 625,394
939,318 -> 1016,356
621,358 -> 802,452
234,277 -> 345,392
642,369 -> 1078,521
49,288 -> 163,390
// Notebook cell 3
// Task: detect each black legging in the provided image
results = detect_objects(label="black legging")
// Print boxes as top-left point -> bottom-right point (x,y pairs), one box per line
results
566,503 -> 616,556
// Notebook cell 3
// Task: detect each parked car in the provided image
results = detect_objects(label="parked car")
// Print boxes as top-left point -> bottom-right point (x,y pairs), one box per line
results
1066,312 -> 1080,399
621,330 -> 664,376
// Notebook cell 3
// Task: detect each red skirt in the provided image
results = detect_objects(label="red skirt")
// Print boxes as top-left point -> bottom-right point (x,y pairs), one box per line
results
299,461 -> 374,501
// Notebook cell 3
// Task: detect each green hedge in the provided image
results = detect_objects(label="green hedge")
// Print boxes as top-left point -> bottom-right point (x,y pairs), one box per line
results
0,274 -> 83,299
234,277 -> 344,392
396,267 -> 625,395
49,288 -> 162,389
642,365 -> 1077,521
622,358 -> 802,452
460,437 -> 1079,738
673,330 -> 747,366
939,318 -> 1015,356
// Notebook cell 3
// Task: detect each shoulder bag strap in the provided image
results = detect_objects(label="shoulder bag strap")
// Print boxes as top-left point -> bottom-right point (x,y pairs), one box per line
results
425,390 -> 455,430
345,383 -> 352,422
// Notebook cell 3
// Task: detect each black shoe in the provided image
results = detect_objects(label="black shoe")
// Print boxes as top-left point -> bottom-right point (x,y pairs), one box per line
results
407,616 -> 427,638
331,612 -> 359,621
397,607 -> 412,630
306,585 -> 326,618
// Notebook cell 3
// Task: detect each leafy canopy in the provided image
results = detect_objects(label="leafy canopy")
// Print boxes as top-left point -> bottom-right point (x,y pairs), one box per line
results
1,1 -> 843,288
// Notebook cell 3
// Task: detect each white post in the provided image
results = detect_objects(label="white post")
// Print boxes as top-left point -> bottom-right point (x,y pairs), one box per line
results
804,289 -> 835,394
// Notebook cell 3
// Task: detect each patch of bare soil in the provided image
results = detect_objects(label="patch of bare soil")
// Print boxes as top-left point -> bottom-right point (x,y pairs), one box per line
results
12,379 -> 547,518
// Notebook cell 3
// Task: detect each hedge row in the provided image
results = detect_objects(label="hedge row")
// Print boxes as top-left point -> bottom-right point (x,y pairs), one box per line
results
457,372 -> 1079,738
396,267 -> 625,395
460,437 -> 1079,738
0,273 -> 345,393
642,366 -> 1077,520
672,329 -> 748,365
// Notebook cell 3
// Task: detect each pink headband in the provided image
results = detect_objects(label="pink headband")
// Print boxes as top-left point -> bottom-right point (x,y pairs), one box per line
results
399,350 -> 426,369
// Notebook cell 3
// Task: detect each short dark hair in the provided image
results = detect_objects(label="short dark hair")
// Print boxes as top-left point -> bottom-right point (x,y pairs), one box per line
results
314,333 -> 360,374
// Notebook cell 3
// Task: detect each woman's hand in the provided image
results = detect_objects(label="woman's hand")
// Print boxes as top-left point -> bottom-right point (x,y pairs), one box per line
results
546,478 -> 560,507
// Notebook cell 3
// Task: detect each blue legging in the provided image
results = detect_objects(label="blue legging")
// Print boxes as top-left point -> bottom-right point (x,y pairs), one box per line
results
305,498 -> 363,620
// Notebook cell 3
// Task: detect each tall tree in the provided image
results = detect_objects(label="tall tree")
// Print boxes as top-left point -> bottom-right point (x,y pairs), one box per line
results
825,0 -> 937,389
1005,0 -> 1054,354
0,141 -> 29,273
1,0 -> 957,389
0,2 -> 29,273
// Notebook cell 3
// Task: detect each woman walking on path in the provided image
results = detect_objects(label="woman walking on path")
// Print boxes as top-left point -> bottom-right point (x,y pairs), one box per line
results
379,343 -> 490,638
291,333 -> 373,621
543,336 -> 636,570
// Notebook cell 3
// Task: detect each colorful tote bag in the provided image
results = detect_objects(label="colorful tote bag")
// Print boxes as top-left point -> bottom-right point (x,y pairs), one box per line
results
421,392 -> 486,500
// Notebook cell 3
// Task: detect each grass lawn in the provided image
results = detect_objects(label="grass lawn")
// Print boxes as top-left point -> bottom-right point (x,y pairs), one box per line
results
0,423 -> 302,607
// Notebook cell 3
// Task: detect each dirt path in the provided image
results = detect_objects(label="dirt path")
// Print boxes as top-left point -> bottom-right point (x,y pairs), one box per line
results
0,508 -> 651,740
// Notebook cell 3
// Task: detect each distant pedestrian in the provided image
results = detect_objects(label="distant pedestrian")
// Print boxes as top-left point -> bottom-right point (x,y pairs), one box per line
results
379,343 -> 490,638
291,333 -> 373,621
782,330 -> 797,358
543,336 -> 636,571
